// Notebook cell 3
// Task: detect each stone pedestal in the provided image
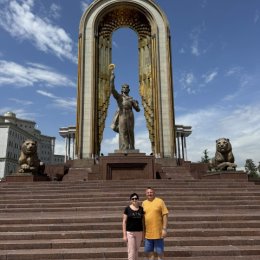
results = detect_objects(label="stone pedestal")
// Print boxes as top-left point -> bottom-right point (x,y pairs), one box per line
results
112,149 -> 140,154
5,174 -> 50,182
62,159 -> 96,181
100,153 -> 155,180
202,170 -> 248,180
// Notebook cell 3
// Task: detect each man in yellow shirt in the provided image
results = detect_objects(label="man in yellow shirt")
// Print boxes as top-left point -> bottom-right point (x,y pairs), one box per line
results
142,187 -> 169,260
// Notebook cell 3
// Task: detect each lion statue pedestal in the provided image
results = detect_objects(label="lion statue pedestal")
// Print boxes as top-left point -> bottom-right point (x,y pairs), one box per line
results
17,139 -> 45,175
6,139 -> 49,182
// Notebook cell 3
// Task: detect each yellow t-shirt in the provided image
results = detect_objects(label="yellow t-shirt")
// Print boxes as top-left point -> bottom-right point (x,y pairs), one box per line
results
142,197 -> 169,239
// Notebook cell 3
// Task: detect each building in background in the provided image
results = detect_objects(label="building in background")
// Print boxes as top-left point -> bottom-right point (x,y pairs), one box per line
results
0,112 -> 64,178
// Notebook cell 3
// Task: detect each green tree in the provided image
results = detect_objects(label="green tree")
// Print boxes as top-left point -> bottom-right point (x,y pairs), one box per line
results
245,159 -> 258,178
201,149 -> 210,163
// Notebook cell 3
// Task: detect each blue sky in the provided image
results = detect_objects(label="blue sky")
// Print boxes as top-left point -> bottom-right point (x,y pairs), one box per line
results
0,0 -> 259,169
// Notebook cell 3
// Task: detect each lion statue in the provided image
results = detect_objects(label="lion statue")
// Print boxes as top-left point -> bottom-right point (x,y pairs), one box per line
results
209,138 -> 237,171
18,139 -> 45,175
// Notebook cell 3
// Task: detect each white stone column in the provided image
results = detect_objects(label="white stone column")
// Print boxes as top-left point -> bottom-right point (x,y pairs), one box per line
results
68,135 -> 71,161
72,134 -> 75,160
65,136 -> 68,162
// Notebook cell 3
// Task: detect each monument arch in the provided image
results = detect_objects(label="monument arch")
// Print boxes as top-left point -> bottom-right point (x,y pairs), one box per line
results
76,0 -> 176,159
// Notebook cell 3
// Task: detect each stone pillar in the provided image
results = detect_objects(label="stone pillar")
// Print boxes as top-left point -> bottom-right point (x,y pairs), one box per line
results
59,126 -> 76,163
65,136 -> 68,162
68,135 -> 71,161
72,134 -> 75,160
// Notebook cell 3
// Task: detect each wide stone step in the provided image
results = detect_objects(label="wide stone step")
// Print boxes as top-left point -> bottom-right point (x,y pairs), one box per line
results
1,187 -> 258,195
1,228 -> 260,240
1,193 -> 259,201
1,193 -> 260,203
171,257 -> 260,260
0,180 -> 256,187
0,181 -> 257,187
1,204 -> 260,213
170,245 -> 260,257
2,187 -> 259,195
1,199 -> 260,209
1,236 -> 260,250
0,213 -> 259,224
1,220 -> 260,232
1,194 -> 260,203
0,245 -> 260,259
0,181 -> 256,189
44,257 -> 260,260
21,255 -> 259,260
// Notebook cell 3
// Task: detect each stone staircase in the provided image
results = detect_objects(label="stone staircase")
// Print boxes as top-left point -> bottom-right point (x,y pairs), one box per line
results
0,178 -> 260,259
161,166 -> 194,180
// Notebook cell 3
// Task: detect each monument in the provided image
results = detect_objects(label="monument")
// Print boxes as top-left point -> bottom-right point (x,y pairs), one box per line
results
76,0 -> 176,160
59,0 -> 197,181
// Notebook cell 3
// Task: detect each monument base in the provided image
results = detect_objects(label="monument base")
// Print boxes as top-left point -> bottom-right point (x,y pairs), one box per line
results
100,152 -> 155,180
5,174 -> 51,182
111,149 -> 140,154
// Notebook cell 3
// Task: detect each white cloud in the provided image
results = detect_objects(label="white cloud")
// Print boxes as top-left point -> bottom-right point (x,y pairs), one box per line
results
176,103 -> 260,169
0,0 -> 77,63
135,113 -> 146,127
254,9 -> 259,24
135,131 -> 152,154
112,41 -> 119,48
37,90 -> 76,111
81,1 -> 91,13
101,134 -> 118,154
225,66 -> 243,76
37,90 -> 56,98
191,39 -> 200,56
54,138 -> 66,155
239,74 -> 252,88
201,0 -> 207,8
9,98 -> 33,106
179,48 -> 185,54
100,128 -> 151,155
0,60 -> 75,88
202,70 -> 218,83
50,3 -> 61,19
179,72 -> 197,94
223,68 -> 260,102
222,93 -> 237,102
185,73 -> 195,85
55,98 -> 77,110
178,68 -> 221,94
190,28 -> 200,56
190,24 -> 206,57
